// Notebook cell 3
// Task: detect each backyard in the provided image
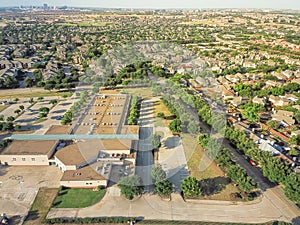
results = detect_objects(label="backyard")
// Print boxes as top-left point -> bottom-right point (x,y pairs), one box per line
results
52,187 -> 106,208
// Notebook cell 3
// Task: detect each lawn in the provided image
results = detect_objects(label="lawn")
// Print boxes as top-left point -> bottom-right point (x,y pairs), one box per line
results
24,188 -> 59,225
53,188 -> 106,208
153,99 -> 175,127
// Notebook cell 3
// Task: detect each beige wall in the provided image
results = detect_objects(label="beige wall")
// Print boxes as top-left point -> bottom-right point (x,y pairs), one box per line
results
60,179 -> 107,188
54,156 -> 76,172
0,155 -> 49,166
101,149 -> 131,156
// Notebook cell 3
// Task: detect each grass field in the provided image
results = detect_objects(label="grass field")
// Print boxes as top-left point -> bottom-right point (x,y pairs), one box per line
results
53,188 -> 106,208
153,99 -> 175,128
181,133 -> 241,201
0,104 -> 9,112
24,188 -> 58,225
121,87 -> 153,98
0,91 -> 73,99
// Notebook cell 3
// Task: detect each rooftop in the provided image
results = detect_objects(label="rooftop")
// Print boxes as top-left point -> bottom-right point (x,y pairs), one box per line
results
45,125 -> 72,135
55,144 -> 86,166
60,165 -> 106,181
1,140 -> 57,156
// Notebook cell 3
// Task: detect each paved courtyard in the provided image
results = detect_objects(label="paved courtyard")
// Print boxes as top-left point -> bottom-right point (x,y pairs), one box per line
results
0,165 -> 62,220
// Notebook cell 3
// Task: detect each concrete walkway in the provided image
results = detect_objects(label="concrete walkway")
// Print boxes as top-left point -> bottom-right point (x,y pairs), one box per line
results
47,187 -> 294,223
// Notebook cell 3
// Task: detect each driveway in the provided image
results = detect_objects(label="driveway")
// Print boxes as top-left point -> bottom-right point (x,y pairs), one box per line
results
135,98 -> 155,191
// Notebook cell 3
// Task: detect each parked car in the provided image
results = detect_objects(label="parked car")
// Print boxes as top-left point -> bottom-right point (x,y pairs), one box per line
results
248,158 -> 257,166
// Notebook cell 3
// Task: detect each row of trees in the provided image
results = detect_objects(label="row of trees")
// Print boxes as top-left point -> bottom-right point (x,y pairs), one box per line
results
61,91 -> 88,125
199,134 -> 257,193
128,96 -> 140,125
161,94 -> 200,135
224,126 -> 300,203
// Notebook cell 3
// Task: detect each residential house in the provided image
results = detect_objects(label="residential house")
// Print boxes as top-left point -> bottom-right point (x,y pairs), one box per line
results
282,70 -> 294,78
292,78 -> 300,85
255,139 -> 281,155
252,96 -> 266,106
217,76 -> 231,85
285,94 -> 298,102
265,80 -> 283,87
230,96 -> 248,107
268,95 -> 289,107
271,110 -> 295,126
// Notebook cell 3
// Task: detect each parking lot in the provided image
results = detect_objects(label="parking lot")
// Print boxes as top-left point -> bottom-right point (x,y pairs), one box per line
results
0,101 -> 31,120
0,165 -> 62,222
0,96 -> 77,134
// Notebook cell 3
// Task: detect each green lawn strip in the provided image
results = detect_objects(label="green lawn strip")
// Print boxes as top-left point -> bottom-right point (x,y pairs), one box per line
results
0,91 -> 72,99
138,220 -> 291,225
53,188 -> 106,208
0,105 -> 9,112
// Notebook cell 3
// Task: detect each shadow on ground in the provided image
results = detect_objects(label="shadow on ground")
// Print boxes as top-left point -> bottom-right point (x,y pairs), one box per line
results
199,176 -> 230,196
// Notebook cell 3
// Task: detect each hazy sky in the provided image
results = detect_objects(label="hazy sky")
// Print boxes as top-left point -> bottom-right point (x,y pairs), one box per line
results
1,0 -> 300,9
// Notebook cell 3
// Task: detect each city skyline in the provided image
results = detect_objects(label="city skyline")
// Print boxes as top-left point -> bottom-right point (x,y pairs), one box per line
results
1,0 -> 300,9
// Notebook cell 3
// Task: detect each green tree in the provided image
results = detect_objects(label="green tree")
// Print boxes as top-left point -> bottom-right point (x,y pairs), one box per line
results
157,112 -> 165,118
181,177 -> 201,198
19,105 -> 24,111
284,173 -> 300,204
118,175 -> 144,200
24,77 -> 34,87
151,133 -> 161,150
14,109 -> 21,115
151,167 -> 166,183
241,103 -> 264,123
267,120 -> 279,130
169,119 -> 181,133
6,116 -> 15,122
155,180 -> 173,198
49,99 -> 58,105
290,134 -> 300,145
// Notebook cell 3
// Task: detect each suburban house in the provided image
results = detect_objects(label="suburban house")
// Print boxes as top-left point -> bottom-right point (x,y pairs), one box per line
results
252,96 -> 267,106
271,110 -> 295,126
269,95 -> 289,107
255,139 -> 281,155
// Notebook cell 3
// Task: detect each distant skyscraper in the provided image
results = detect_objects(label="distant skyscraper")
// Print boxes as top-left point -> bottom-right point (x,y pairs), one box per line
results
43,3 -> 48,10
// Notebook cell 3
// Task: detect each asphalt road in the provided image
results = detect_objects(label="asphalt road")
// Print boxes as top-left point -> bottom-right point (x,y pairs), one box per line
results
135,99 -> 155,192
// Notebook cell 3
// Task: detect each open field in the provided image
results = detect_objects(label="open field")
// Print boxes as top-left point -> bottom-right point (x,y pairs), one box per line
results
53,188 -> 106,208
121,87 -> 153,98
